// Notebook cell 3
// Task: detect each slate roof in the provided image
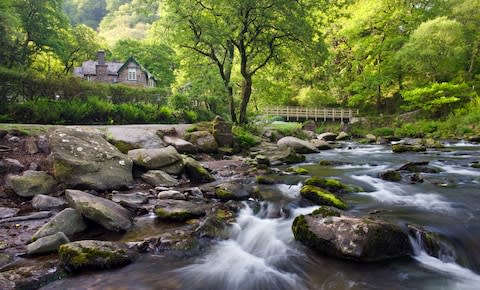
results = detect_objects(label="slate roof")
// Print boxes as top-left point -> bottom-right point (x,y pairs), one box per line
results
74,60 -> 124,76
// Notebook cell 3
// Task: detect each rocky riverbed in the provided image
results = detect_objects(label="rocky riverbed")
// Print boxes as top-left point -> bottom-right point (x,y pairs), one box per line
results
1,120 -> 480,290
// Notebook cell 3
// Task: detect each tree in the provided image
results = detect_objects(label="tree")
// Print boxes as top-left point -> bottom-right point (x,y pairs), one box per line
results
113,39 -> 176,88
397,17 -> 467,83
163,0 -> 314,123
14,0 -> 70,67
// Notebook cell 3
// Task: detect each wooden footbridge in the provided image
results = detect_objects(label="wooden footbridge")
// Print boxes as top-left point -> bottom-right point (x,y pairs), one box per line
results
263,106 -> 359,123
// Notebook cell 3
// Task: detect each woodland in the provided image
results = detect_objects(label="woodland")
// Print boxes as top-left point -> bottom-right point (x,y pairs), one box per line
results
0,0 -> 479,136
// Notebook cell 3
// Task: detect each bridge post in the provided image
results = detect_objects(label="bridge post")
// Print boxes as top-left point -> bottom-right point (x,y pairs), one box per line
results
332,108 -> 335,121
349,109 -> 352,121
315,108 -> 317,121
341,108 -> 344,123
286,106 -> 289,121
296,107 -> 299,121
324,108 -> 327,122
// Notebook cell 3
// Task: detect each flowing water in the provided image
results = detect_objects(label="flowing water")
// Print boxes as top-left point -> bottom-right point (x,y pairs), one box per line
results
45,142 -> 480,290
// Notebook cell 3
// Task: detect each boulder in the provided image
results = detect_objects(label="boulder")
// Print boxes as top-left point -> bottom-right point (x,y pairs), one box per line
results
0,158 -> 24,174
272,146 -> 306,164
162,135 -> 196,153
277,137 -> 318,154
65,189 -> 132,232
285,167 -> 309,175
25,137 -> 39,154
27,232 -> 69,255
336,131 -> 349,141
7,171 -> 56,197
397,161 -> 441,173
49,128 -> 133,191
32,194 -> 67,211
212,116 -> 234,147
0,207 -> 19,219
32,208 -> 87,240
310,139 -> 333,150
106,127 -> 165,153
141,170 -> 179,187
59,240 -> 134,271
157,190 -> 185,200
304,177 -> 361,194
379,170 -> 402,182
154,200 -> 206,221
365,134 -> 377,143
292,208 -> 413,262
111,193 -> 148,205
302,120 -> 317,132
392,144 -> 426,153
302,130 -> 317,140
128,146 -> 182,170
318,132 -> 337,141
215,182 -> 252,201
255,155 -> 270,166
300,185 -> 347,209
160,160 -> 185,175
256,176 -> 276,185
183,157 -> 215,183
185,131 -> 219,153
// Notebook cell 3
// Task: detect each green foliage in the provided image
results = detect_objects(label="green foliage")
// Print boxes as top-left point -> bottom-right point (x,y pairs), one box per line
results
402,82 -> 477,117
232,126 -> 260,149
372,127 -> 395,137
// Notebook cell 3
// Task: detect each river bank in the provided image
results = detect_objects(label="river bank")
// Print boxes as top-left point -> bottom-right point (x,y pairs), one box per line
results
1,120 -> 480,289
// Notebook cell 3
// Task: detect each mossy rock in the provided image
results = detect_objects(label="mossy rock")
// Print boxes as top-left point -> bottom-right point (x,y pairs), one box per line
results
59,240 -> 134,272
311,206 -> 342,218
286,167 -> 309,175
392,144 -> 427,153
214,182 -> 250,201
215,187 -> 236,201
256,175 -> 275,185
300,185 -> 347,210
304,177 -> 360,194
154,200 -> 206,222
183,156 -> 215,183
472,163 -> 480,169
379,170 -> 402,182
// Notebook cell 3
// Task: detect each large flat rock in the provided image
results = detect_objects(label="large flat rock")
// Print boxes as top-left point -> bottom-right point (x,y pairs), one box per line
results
49,128 -> 133,191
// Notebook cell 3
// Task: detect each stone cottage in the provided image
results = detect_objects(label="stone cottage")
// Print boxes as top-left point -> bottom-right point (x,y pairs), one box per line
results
74,51 -> 157,87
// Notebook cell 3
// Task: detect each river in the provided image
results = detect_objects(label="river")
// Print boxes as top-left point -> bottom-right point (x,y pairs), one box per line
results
45,142 -> 480,290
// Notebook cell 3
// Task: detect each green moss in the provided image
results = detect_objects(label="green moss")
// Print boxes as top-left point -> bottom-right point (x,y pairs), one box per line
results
109,140 -> 134,154
59,243 -> 130,270
286,167 -> 309,175
215,209 -> 234,220
256,175 -> 275,185
53,159 -> 73,180
304,177 -> 359,194
215,188 -> 235,201
311,206 -> 341,217
319,160 -> 333,166
300,185 -> 347,210
471,163 -> 480,169
379,170 -> 402,182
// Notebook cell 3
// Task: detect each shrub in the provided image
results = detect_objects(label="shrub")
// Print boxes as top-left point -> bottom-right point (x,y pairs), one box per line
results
233,125 -> 259,149
372,127 -> 395,136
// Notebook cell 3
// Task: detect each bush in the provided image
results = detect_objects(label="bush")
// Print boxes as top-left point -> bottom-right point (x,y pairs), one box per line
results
372,127 -> 395,136
233,125 -> 260,149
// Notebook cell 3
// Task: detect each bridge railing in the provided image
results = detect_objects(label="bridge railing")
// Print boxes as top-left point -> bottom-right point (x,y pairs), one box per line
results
263,106 -> 359,122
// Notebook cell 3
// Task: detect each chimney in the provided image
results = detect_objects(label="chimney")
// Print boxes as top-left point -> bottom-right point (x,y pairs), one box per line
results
97,50 -> 105,65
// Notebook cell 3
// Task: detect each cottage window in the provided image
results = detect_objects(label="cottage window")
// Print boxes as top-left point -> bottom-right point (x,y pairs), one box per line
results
128,68 -> 137,81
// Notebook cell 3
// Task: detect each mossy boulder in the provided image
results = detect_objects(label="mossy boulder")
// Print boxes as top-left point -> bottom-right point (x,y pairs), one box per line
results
49,128 -> 133,191
214,182 -> 251,201
304,177 -> 360,194
154,200 -> 206,221
392,144 -> 427,153
397,161 -> 442,173
292,212 -> 413,262
407,225 -> 453,260
183,156 -> 215,183
273,146 -> 306,164
7,170 -> 56,197
256,175 -> 275,185
379,170 -> 402,182
300,185 -> 347,210
212,116 -> 233,147
286,167 -> 309,175
163,135 -> 196,153
59,240 -> 134,272
185,131 -> 219,153
310,139 -> 333,150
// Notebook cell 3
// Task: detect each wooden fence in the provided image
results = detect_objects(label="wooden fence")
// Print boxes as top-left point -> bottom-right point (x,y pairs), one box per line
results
263,106 -> 359,122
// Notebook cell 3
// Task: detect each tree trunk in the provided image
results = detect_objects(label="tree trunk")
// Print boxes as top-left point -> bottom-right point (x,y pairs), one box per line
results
239,75 -> 252,124
227,85 -> 237,123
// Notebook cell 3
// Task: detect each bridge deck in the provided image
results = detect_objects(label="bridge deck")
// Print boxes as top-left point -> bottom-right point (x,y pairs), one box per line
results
263,106 -> 358,122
